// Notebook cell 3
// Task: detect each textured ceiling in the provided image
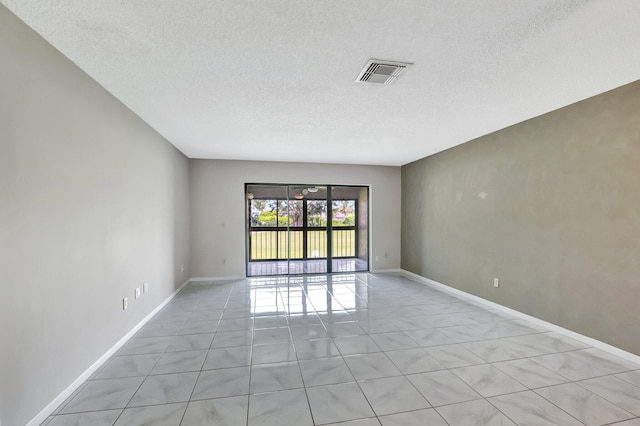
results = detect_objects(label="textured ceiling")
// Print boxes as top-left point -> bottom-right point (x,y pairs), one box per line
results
3,1 -> 640,166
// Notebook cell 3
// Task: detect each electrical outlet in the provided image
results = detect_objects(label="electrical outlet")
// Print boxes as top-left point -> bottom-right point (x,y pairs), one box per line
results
135,287 -> 141,299
180,264 -> 184,272
143,282 -> 148,293
494,278 -> 500,288
375,256 -> 380,261
123,297 -> 128,310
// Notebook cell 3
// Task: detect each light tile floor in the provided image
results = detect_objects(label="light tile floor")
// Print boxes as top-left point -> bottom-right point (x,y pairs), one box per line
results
43,273 -> 640,425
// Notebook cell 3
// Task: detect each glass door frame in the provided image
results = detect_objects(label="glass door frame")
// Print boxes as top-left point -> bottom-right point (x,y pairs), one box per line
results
245,183 -> 369,277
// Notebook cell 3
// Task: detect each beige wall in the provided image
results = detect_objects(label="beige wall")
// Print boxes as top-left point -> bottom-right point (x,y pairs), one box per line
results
190,159 -> 401,277
402,80 -> 640,355
0,6 -> 190,425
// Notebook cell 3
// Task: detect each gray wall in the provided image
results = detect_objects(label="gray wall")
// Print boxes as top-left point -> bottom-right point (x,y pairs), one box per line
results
190,159 -> 401,277
0,6 -> 190,425
402,80 -> 640,355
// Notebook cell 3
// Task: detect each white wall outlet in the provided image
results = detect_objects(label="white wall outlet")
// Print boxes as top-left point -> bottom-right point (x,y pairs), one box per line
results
123,297 -> 128,310
180,264 -> 184,272
494,278 -> 500,288
143,282 -> 148,293
375,256 -> 380,261
134,287 -> 141,299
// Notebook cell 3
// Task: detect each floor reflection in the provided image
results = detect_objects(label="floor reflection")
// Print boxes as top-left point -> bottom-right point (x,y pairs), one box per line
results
249,273 -> 368,317
247,258 -> 368,276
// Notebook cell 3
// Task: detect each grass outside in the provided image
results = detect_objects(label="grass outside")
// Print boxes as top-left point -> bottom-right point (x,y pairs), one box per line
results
250,230 -> 355,260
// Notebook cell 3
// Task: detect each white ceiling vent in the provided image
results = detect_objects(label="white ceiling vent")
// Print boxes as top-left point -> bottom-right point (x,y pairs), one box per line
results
355,59 -> 413,84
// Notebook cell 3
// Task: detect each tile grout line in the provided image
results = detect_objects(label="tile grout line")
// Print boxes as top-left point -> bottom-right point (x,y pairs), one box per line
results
44,273 -> 640,426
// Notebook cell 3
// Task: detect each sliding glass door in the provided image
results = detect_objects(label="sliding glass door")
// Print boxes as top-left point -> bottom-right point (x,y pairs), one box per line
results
331,186 -> 368,273
245,184 -> 368,276
246,184 -> 291,275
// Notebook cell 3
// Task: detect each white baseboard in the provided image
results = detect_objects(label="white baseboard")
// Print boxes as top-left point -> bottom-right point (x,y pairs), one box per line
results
398,269 -> 640,366
370,268 -> 403,274
189,275 -> 246,282
27,279 -> 191,426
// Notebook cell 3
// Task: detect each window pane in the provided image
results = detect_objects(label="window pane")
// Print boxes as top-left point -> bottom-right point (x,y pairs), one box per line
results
251,200 -> 278,227
332,200 -> 356,227
332,229 -> 355,257
307,200 -> 327,227
276,200 -> 303,227
277,201 -> 289,227
307,230 -> 327,258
